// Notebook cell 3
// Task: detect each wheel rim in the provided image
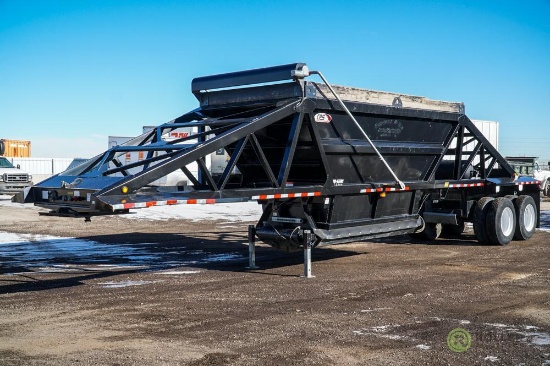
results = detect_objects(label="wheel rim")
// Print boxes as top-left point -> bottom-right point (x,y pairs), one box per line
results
501,206 -> 514,237
523,204 -> 536,232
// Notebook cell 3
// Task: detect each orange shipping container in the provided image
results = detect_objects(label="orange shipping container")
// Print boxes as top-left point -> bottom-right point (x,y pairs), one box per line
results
0,139 -> 31,157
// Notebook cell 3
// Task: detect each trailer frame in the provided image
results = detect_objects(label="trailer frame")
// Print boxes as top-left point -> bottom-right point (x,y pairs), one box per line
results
16,63 -> 541,276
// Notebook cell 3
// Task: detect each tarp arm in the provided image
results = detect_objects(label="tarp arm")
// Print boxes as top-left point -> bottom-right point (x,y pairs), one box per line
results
307,70 -> 406,190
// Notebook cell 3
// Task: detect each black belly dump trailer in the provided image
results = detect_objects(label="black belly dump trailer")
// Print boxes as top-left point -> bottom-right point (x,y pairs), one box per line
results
15,63 -> 541,277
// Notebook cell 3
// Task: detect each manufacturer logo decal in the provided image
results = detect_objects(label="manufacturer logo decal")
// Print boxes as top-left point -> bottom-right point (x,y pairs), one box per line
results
374,119 -> 404,138
314,113 -> 332,123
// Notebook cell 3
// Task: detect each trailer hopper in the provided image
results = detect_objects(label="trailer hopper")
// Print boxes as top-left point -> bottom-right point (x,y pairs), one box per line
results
15,63 -> 541,276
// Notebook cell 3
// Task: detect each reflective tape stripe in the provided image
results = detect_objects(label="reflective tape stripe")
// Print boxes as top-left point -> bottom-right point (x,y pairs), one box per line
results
111,198 -> 217,210
515,181 -> 540,185
252,191 -> 322,200
360,186 -> 410,193
447,183 -> 484,188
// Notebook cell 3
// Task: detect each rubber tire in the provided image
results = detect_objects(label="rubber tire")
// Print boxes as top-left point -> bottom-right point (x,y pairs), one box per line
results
441,221 -> 465,238
513,195 -> 537,240
473,197 -> 494,244
486,197 -> 516,246
423,223 -> 442,241
504,195 -> 517,202
544,181 -> 550,197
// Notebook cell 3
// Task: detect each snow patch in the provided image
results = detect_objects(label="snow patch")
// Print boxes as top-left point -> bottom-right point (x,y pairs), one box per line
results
354,324 -> 414,342
526,333 -> 550,346
157,270 -> 201,275
540,211 -> 550,231
484,323 -> 508,328
121,202 -> 263,222
202,253 -> 243,262
360,308 -> 392,313
0,231 -> 245,273
99,280 -> 160,288
482,322 -> 550,347
353,328 -> 405,340
0,195 -> 45,210
370,325 -> 397,332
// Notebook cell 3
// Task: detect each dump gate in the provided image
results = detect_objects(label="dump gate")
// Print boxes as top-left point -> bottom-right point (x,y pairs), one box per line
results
16,63 -> 541,270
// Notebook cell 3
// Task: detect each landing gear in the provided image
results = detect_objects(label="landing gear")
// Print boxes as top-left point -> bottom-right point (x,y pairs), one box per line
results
302,230 -> 316,278
246,225 -> 317,278
246,225 -> 260,270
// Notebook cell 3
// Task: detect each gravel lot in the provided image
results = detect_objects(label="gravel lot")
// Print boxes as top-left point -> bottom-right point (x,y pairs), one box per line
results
1,195 -> 549,365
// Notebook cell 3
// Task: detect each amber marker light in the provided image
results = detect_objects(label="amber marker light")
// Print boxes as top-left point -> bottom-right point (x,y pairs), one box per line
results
121,186 -> 129,194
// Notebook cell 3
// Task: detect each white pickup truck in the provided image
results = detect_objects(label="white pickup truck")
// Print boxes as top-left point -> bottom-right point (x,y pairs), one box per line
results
535,162 -> 550,196
506,156 -> 550,196
0,157 -> 33,194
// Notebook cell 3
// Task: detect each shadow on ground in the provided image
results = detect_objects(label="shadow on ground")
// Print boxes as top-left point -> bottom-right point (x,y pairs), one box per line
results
0,231 -> 361,293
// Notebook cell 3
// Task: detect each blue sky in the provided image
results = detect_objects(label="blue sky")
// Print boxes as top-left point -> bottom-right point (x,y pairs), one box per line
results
1,0 -> 549,162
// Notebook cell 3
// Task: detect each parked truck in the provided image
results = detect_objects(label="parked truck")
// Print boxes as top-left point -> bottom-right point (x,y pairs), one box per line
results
506,156 -> 550,196
15,63 -> 541,275
0,157 -> 33,194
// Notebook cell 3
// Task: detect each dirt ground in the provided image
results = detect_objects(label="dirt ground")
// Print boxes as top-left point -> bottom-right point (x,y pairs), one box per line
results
1,198 -> 549,365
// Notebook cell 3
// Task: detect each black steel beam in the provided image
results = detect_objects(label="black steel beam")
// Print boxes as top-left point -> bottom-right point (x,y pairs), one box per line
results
322,141 -> 445,155
191,63 -> 306,93
312,98 -> 460,123
104,150 -> 179,176
454,126 -> 464,179
181,166 -> 201,188
197,157 -> 218,191
218,136 -> 248,190
250,133 -> 279,188
112,158 -> 129,177
305,113 -> 332,183
277,113 -> 304,186
458,115 -> 515,177
459,142 -> 482,180
95,100 -> 299,196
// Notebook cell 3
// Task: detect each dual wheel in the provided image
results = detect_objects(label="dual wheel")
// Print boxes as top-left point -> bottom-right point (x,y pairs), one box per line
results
473,195 -> 537,245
